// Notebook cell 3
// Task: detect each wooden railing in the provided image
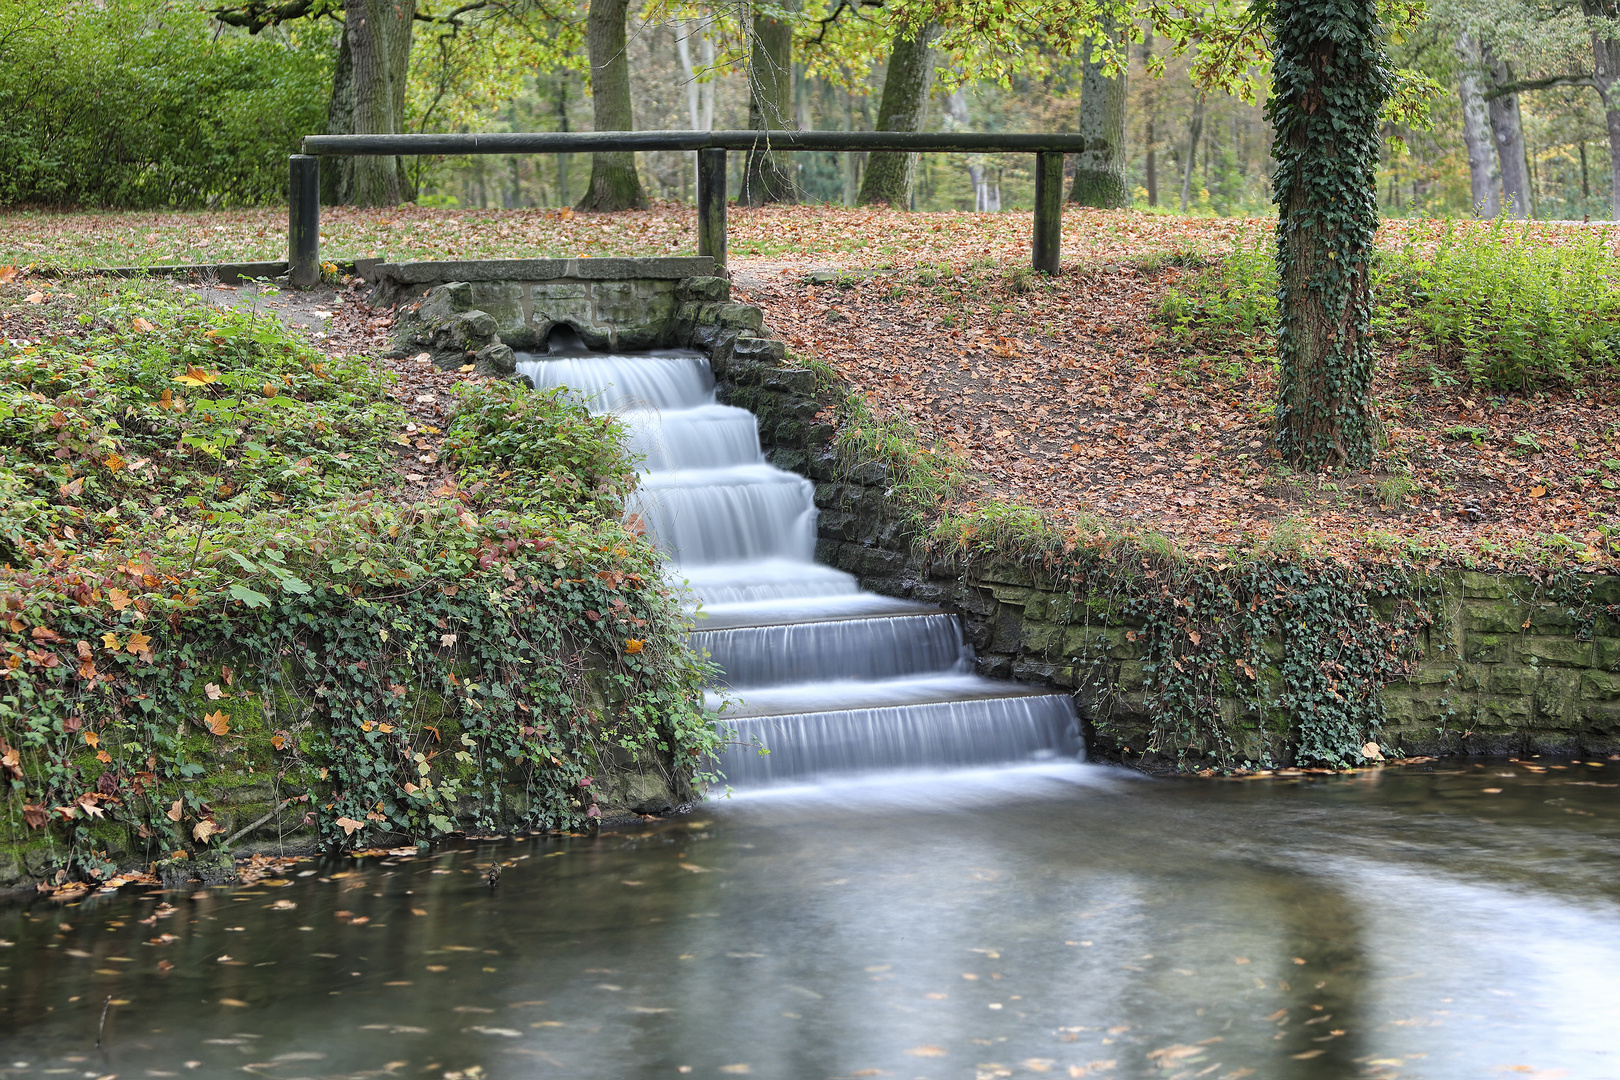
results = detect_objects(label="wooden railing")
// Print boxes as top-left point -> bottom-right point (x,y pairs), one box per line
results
290,130 -> 1090,286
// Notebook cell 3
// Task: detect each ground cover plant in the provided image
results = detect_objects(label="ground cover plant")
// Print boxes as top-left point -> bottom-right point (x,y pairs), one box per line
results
0,276 -> 717,890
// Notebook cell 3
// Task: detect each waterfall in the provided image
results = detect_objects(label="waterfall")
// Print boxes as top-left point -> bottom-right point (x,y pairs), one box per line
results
516,346 -> 1079,786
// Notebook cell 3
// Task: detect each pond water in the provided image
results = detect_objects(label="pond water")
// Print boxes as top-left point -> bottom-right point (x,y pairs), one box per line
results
2,758 -> 1618,1079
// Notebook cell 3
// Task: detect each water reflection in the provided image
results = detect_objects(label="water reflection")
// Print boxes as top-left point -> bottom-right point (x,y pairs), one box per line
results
0,758 -> 1617,1078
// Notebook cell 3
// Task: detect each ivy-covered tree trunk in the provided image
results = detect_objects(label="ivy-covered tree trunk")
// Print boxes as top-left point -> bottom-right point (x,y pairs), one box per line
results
1454,32 -> 1500,217
344,0 -> 415,208
742,5 -> 796,205
856,22 -> 939,207
1068,25 -> 1128,208
579,0 -> 648,211
1267,0 -> 1391,471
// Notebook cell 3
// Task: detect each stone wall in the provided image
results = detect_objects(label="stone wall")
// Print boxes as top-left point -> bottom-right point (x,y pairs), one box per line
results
719,353 -> 1620,764
371,257 -> 782,383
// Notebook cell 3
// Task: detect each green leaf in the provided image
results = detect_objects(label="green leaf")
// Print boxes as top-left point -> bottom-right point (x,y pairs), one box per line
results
228,583 -> 272,608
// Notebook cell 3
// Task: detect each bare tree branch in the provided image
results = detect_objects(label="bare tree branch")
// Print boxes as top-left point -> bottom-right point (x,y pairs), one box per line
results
1482,72 -> 1596,99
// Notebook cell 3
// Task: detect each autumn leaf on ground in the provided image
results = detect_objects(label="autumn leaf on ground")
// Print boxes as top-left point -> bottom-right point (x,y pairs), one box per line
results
58,477 -> 83,497
193,818 -> 224,843
84,731 -> 98,749
126,631 -> 152,654
205,682 -> 225,700
104,453 -> 126,472
173,367 -> 218,387
166,799 -> 183,822
0,266 -> 18,283
25,291 -> 43,304
131,317 -> 155,333
203,710 -> 230,736
108,589 -> 132,612
334,816 -> 364,837
101,632 -> 120,650
625,638 -> 644,654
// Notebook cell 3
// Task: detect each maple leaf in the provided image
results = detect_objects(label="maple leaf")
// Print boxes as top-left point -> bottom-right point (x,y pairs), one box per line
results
334,816 -> 364,837
22,804 -> 47,829
104,453 -> 126,472
84,731 -> 98,749
440,632 -> 457,647
203,710 -> 230,736
25,290 -> 44,304
166,799 -> 183,822
78,795 -> 106,820
58,477 -> 83,497
192,818 -> 224,843
270,732 -> 286,751
205,682 -> 225,700
125,631 -> 152,654
624,638 -> 644,654
172,367 -> 219,387
108,589 -> 132,612
78,657 -> 97,680
131,317 -> 155,333
96,750 -> 112,764
101,632 -> 120,651
0,265 -> 17,284
158,388 -> 174,410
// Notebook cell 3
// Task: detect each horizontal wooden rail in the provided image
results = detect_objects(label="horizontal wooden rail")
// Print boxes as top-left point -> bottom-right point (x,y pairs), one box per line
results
300,130 -> 1092,156
289,130 -> 1074,287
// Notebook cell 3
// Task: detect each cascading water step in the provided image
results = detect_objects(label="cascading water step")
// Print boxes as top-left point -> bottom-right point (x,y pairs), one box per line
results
693,613 -> 968,687
515,336 -> 1082,788
716,692 -> 1081,785
709,674 -> 1064,719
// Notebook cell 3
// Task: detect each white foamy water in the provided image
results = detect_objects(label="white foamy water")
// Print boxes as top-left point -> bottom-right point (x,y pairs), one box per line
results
515,346 -> 1079,784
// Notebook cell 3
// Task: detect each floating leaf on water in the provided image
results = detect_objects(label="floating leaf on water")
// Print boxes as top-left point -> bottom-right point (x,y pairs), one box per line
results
906,1046 -> 948,1057
218,998 -> 249,1008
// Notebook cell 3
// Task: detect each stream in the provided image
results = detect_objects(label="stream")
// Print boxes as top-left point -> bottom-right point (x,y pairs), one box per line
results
2,758 -> 1618,1078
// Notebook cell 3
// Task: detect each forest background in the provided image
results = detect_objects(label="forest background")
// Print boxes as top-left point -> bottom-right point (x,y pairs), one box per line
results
3,0 -> 1619,222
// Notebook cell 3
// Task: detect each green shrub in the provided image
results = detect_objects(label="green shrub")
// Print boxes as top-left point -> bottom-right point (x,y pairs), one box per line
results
1160,223 -> 1620,390
441,379 -> 637,517
0,0 -> 331,208
1395,221 -> 1620,389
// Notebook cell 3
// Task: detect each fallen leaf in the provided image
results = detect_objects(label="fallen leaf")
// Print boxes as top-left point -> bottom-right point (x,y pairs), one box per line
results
335,816 -> 364,837
203,710 -> 230,737
193,818 -> 224,843
126,631 -> 151,655
131,317 -> 156,333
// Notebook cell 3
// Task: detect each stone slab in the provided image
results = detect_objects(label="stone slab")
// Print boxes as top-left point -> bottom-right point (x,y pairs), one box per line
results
375,257 -> 715,284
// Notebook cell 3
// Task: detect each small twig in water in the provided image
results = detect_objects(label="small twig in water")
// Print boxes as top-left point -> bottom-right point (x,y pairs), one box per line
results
96,994 -> 112,1048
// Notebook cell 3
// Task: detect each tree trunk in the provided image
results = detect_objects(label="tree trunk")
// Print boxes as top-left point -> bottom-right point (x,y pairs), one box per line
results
1584,0 -> 1620,219
579,0 -> 647,211
1179,95 -> 1204,211
1454,32 -> 1501,217
1142,31 -> 1157,206
1069,24 -> 1128,207
743,4 -> 796,205
553,72 -> 572,207
1267,0 -> 1391,471
344,0 -> 414,208
323,25 -> 355,205
856,22 -> 939,206
1482,43 -> 1530,219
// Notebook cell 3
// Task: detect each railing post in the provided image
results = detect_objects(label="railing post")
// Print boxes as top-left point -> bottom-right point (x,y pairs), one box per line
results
696,147 -> 727,272
288,155 -> 321,288
1032,150 -> 1064,275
